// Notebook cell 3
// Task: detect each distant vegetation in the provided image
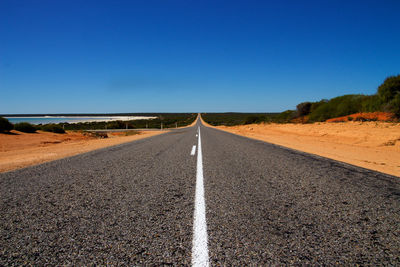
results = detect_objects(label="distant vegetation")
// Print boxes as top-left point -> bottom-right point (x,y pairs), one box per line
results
202,112 -> 300,126
201,113 -> 279,126
40,124 -> 66,134
0,113 -> 197,133
202,74 -> 400,126
61,113 -> 197,130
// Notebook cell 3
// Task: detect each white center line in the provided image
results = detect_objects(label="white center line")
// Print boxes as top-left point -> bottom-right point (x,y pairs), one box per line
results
192,127 -> 210,267
191,145 -> 197,156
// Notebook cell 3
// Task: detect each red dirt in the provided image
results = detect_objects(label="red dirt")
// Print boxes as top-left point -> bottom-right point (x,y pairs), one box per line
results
291,116 -> 309,123
0,130 -> 164,173
326,112 -> 396,122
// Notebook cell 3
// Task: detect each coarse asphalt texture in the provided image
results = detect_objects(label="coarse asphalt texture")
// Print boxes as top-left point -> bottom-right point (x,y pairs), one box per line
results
1,118 -> 400,265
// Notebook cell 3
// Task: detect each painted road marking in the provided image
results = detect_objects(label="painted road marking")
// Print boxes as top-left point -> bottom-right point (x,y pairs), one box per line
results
192,127 -> 209,267
191,145 -> 197,156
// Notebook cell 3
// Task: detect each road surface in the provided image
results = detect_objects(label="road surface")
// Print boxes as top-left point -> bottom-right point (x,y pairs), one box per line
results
1,119 -> 399,265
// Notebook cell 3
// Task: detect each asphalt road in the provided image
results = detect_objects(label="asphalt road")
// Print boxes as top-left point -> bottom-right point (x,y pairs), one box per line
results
1,119 -> 399,265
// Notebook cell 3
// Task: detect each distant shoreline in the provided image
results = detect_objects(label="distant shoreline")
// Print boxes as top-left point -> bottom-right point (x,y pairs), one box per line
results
0,113 -> 189,117
4,116 -> 157,119
5,116 -> 157,125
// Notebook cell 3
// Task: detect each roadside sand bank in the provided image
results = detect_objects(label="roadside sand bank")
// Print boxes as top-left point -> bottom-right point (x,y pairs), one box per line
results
214,122 -> 400,177
0,130 -> 164,173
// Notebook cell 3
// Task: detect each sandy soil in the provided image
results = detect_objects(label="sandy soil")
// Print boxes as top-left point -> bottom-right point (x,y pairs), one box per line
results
214,122 -> 400,177
0,130 -> 164,173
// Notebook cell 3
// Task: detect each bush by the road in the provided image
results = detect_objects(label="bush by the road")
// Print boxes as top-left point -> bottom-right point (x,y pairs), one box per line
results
244,115 -> 266,124
360,95 -> 382,113
14,122 -> 37,133
41,124 -> 66,134
0,117 -> 13,132
386,93 -> 400,117
308,95 -> 364,122
378,75 -> 400,103
378,75 -> 400,117
308,75 -> 400,121
296,102 -> 312,117
273,110 -> 296,123
106,121 -> 126,129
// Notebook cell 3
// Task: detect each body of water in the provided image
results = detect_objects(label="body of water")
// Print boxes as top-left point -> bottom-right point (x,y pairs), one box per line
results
5,116 -> 157,125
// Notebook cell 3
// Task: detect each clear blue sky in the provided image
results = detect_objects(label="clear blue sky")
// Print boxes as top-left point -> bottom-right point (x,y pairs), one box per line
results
1,0 -> 399,114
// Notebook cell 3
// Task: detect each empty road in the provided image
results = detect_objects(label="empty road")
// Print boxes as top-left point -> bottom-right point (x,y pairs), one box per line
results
1,119 -> 399,265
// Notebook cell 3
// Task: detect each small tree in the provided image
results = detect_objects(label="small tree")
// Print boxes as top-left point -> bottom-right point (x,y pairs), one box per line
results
0,117 -> 13,132
41,124 -> 65,134
378,74 -> 400,103
14,122 -> 37,133
244,115 -> 263,124
310,99 -> 328,113
388,93 -> 400,118
296,102 -> 312,117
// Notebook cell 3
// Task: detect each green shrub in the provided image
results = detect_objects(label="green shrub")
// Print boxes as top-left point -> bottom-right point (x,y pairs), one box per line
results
309,95 -> 364,122
360,95 -> 382,112
14,122 -> 37,133
274,110 -> 296,123
41,124 -> 65,134
387,93 -> 400,117
244,115 -> 265,124
310,100 -> 328,113
0,117 -> 13,132
106,121 -> 125,129
296,102 -> 312,116
378,74 -> 400,103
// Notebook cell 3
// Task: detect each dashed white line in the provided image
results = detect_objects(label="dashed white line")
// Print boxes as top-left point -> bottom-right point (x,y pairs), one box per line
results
192,127 -> 209,267
191,145 -> 197,156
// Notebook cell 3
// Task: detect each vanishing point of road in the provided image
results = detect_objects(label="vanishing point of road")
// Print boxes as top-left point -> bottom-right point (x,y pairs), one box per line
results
1,118 -> 399,265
